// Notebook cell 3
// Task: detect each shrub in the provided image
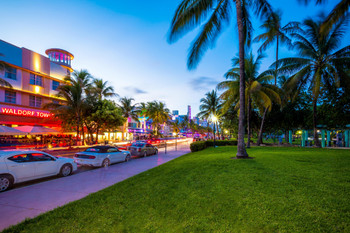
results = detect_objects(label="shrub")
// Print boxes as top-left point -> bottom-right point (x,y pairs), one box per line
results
190,141 -> 207,152
190,140 -> 238,152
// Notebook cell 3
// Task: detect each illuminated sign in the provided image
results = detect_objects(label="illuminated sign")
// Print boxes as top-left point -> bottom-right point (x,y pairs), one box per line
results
0,105 -> 53,118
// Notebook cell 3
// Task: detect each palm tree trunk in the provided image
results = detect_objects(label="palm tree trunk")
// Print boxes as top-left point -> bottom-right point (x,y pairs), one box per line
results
81,122 -> 85,146
275,34 -> 279,86
247,98 -> 252,148
313,98 -> 321,147
257,107 -> 268,146
235,0 -> 248,158
76,115 -> 80,146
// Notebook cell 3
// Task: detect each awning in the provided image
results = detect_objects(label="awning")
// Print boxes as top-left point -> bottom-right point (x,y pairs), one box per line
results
0,125 -> 27,135
15,125 -> 60,135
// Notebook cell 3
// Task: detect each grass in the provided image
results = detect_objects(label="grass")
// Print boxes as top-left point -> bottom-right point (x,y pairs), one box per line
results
4,146 -> 350,232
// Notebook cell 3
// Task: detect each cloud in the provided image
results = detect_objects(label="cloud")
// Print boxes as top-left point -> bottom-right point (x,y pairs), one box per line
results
124,86 -> 148,95
189,77 -> 218,91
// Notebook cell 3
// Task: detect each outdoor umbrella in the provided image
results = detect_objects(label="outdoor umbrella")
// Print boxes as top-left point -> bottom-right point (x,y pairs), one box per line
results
15,125 -> 60,135
0,125 -> 27,135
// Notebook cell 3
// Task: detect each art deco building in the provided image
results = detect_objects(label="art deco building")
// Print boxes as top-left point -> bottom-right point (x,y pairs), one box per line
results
0,40 -> 73,129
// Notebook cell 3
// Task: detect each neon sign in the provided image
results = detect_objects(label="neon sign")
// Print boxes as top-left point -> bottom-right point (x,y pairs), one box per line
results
0,107 -> 53,118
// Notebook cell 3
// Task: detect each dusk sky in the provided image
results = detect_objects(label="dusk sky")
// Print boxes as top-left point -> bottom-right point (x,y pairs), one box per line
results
1,0 -> 348,115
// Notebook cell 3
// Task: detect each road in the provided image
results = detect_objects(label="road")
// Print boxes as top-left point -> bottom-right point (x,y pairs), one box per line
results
0,143 -> 190,231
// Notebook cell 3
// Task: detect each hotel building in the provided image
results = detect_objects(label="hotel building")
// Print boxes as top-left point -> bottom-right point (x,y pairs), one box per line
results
0,40 -> 73,129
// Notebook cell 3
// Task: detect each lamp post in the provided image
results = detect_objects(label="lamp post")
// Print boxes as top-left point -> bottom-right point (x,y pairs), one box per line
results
212,115 -> 218,148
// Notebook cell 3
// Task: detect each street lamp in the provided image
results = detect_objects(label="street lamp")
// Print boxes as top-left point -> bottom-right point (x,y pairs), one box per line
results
212,115 -> 218,148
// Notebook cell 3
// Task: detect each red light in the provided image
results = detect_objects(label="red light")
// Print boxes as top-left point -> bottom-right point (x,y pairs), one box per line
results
88,156 -> 96,159
138,148 -> 141,152
1,107 -> 53,118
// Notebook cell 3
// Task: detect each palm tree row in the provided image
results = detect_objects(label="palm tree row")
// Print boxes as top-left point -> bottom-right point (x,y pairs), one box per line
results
45,70 -> 122,145
170,0 -> 350,153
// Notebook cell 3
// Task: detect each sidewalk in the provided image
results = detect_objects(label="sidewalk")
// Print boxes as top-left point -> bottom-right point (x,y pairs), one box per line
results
0,145 -> 190,231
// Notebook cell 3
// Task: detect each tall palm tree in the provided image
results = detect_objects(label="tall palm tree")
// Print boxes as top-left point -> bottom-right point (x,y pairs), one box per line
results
118,97 -> 139,140
169,0 -> 274,158
298,0 -> 350,33
254,10 -> 299,85
145,101 -> 171,136
46,70 -> 92,145
218,52 -> 281,147
197,90 -> 222,138
90,78 -> 117,100
274,17 -> 350,147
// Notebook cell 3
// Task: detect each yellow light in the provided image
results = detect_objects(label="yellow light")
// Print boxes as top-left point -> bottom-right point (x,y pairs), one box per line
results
212,115 -> 218,122
33,53 -> 41,71
225,130 -> 228,134
34,85 -> 40,93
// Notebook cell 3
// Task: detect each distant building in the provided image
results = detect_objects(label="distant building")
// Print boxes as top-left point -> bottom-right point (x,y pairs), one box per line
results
172,110 -> 179,116
187,105 -> 191,122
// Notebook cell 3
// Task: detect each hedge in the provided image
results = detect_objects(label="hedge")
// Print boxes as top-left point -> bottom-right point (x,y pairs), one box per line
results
190,140 -> 238,152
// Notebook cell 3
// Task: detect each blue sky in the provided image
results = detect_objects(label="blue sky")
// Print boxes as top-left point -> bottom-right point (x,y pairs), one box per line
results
0,0 -> 348,115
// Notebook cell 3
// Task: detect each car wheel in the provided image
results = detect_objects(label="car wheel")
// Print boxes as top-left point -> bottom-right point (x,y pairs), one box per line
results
60,164 -> 72,177
143,151 -> 147,157
125,154 -> 131,162
0,175 -> 13,192
102,158 -> 110,167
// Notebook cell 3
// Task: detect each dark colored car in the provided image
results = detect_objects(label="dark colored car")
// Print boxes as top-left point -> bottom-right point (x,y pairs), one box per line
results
127,143 -> 158,157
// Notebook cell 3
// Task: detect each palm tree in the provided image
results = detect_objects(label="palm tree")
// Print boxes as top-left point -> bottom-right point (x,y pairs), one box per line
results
197,90 -> 222,138
145,101 -> 171,136
90,78 -> 117,100
171,119 -> 182,135
218,52 -> 281,147
274,17 -> 350,147
254,10 -> 299,85
118,97 -> 138,140
46,70 -> 92,145
299,0 -> 350,33
169,0 -> 274,158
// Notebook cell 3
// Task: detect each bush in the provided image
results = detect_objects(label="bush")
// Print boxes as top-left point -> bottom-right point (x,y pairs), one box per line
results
190,141 -> 207,152
190,140 -> 238,152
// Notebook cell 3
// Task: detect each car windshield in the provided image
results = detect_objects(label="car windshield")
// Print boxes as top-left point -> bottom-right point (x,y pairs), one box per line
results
85,148 -> 101,152
131,143 -> 145,147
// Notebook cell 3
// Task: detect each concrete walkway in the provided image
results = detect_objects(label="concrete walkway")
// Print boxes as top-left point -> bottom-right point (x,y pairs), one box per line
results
0,145 -> 190,231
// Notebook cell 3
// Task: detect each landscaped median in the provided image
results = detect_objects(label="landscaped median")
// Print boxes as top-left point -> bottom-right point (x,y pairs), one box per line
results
3,146 -> 350,232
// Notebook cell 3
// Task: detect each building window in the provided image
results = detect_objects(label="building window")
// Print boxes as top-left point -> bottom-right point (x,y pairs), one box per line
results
5,67 -> 17,80
52,80 -> 59,90
29,95 -> 42,108
5,91 -> 16,104
30,74 -> 43,86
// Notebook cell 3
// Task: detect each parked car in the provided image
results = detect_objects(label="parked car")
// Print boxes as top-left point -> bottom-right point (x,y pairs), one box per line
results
0,150 -> 77,192
116,143 -> 132,151
127,143 -> 158,157
74,146 -> 131,167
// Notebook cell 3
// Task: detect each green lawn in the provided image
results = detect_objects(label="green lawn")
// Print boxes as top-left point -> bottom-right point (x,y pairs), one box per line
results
4,147 -> 350,232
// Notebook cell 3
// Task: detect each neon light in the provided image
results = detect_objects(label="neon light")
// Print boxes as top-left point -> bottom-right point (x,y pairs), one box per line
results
1,107 -> 53,118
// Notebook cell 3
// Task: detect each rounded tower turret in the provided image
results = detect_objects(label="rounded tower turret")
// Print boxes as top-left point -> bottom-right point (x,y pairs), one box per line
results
45,48 -> 74,72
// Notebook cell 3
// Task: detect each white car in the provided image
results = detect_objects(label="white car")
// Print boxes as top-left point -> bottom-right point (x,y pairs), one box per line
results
0,150 -> 77,192
74,146 -> 131,167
